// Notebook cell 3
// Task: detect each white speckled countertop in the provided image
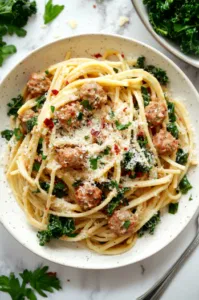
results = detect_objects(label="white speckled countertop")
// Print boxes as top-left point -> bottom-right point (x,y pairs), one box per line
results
0,1 -> 199,299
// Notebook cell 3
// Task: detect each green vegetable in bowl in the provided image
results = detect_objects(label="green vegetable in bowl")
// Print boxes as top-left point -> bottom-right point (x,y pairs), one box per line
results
143,0 -> 199,56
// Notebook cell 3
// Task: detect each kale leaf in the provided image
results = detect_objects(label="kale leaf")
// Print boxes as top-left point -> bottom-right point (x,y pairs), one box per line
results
143,0 -> 199,56
179,175 -> 192,194
7,94 -> 24,117
138,212 -> 160,237
176,149 -> 188,165
167,122 -> 179,139
37,215 -> 77,246
141,86 -> 150,106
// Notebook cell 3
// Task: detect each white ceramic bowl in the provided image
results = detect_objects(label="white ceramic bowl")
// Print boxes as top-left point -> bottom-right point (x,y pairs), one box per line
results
132,0 -> 199,68
0,34 -> 199,269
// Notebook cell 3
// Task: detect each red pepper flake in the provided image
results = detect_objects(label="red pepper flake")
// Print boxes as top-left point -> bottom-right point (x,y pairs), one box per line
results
91,129 -> 100,137
93,53 -> 102,59
65,80 -> 69,85
51,89 -> 59,96
124,147 -> 128,151
93,4 -> 96,8
44,118 -> 54,130
114,144 -> 120,155
47,272 -> 57,277
121,53 -> 125,58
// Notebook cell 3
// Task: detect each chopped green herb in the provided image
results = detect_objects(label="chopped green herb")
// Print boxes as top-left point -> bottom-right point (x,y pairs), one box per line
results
176,149 -> 188,165
33,161 -> 41,172
138,212 -> 160,237
167,122 -> 179,139
72,180 -> 83,188
50,105 -> 55,113
37,215 -> 77,246
44,0 -> 64,24
13,128 -> 23,141
169,203 -> 179,214
141,86 -> 151,106
89,157 -> 100,170
137,136 -> 148,148
77,112 -> 83,121
1,129 -> 13,141
179,175 -> 192,194
0,266 -> 61,299
45,70 -> 50,75
109,110 -> 115,119
40,181 -> 50,192
84,135 -> 90,140
113,67 -> 119,73
36,94 -> 46,109
189,195 -> 193,201
115,120 -> 131,131
81,100 -> 93,111
42,154 -> 47,160
67,118 -> 72,126
7,95 -> 24,117
37,137 -> 43,155
102,146 -> 111,155
123,220 -> 131,229
26,116 -> 38,132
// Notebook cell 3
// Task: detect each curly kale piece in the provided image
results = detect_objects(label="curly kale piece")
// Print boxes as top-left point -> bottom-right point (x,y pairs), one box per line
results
138,212 -> 161,237
143,0 -> 199,56
37,215 -> 77,246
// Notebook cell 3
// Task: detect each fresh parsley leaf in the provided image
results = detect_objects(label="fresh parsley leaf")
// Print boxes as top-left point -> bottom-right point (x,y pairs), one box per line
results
123,220 -> 131,229
102,146 -> 111,155
169,203 -> 179,214
176,149 -> 188,165
7,94 -> 24,117
89,157 -> 99,170
0,44 -> 16,66
84,135 -> 89,140
26,116 -> 38,132
141,86 -> 150,106
50,106 -> 55,113
45,70 -> 50,75
33,161 -> 41,172
81,100 -> 93,111
179,175 -> 192,194
20,266 -> 61,298
115,120 -> 131,131
1,129 -> 13,141
37,215 -> 77,246
0,265 -> 61,300
137,136 -> 148,148
167,122 -> 179,139
44,0 -> 64,24
14,128 -> 23,141
138,212 -> 160,237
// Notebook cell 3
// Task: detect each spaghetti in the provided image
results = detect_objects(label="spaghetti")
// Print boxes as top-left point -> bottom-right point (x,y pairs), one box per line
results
4,51 -> 196,255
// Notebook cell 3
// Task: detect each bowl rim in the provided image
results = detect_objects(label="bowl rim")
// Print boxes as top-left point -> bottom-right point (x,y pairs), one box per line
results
1,33 -> 199,269
131,0 -> 199,69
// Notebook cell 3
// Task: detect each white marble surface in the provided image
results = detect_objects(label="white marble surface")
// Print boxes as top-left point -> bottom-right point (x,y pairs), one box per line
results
0,1 -> 199,299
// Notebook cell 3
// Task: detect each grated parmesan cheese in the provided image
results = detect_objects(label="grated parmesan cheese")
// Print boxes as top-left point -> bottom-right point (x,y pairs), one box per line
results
119,16 -> 129,27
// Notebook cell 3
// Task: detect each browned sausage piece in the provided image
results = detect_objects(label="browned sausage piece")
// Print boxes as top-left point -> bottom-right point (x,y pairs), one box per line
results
56,101 -> 81,130
145,102 -> 167,126
153,129 -> 178,155
56,147 -> 86,169
18,109 -> 37,133
27,72 -> 51,98
108,210 -> 137,236
75,182 -> 102,210
79,82 -> 107,109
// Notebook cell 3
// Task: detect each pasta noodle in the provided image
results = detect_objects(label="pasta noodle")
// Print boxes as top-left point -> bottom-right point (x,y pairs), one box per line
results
4,50 -> 195,255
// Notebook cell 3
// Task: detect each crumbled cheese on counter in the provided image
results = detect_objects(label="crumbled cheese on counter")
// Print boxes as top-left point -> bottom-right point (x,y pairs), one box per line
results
119,16 -> 129,27
67,20 -> 78,29
40,24 -> 48,29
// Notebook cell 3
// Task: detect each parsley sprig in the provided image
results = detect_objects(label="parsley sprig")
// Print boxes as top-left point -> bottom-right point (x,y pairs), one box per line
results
0,266 -> 61,299
44,0 -> 64,24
